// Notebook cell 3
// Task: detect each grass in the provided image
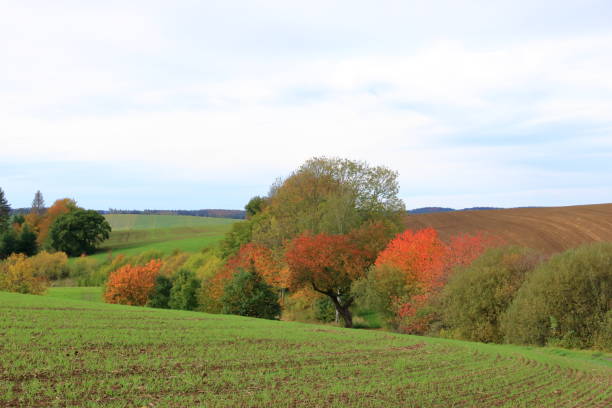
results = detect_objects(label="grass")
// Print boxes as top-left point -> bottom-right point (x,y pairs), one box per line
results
104,214 -> 237,231
3,290 -> 611,407
46,287 -> 104,303
84,215 -> 238,262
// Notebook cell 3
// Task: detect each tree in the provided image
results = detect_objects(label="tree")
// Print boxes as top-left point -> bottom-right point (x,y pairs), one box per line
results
49,209 -> 111,256
104,260 -> 163,306
35,198 -> 78,246
0,187 -> 11,233
359,228 -> 496,332
168,268 -> 201,310
221,266 -> 281,319
501,243 -> 612,350
437,246 -> 541,343
245,196 -> 266,219
31,190 -> 45,215
0,229 -> 18,260
16,224 -> 38,257
147,275 -> 173,309
252,157 -> 406,247
284,232 -> 371,327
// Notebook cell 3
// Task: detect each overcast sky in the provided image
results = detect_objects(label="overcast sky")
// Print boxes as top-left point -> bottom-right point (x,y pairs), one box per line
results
1,1 -> 611,210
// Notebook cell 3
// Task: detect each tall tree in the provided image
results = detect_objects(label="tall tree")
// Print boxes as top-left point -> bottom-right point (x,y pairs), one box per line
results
0,187 -> 11,233
252,157 -> 406,247
31,190 -> 45,215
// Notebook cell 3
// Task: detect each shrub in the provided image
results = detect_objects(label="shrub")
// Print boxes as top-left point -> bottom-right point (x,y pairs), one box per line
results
221,269 -> 280,319
68,256 -> 102,286
501,243 -> 612,350
168,268 -> 201,311
104,259 -> 163,306
0,253 -> 48,294
147,275 -> 173,309
314,296 -> 336,323
437,246 -> 541,343
28,251 -> 69,280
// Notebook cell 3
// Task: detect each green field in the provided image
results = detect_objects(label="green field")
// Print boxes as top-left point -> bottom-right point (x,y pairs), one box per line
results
103,214 -> 237,231
2,291 -> 610,407
46,287 -> 104,303
86,215 -> 238,261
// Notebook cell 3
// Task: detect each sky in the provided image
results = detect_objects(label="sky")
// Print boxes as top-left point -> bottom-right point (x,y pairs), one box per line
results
1,0 -> 611,210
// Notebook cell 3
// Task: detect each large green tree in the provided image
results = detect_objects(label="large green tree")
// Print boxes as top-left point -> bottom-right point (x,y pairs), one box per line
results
49,209 -> 111,256
251,157 -> 406,248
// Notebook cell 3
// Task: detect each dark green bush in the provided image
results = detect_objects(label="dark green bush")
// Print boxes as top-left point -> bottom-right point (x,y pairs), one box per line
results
437,246 -> 541,343
501,243 -> 612,350
168,269 -> 201,311
314,296 -> 336,322
148,275 -> 173,309
221,269 -> 280,319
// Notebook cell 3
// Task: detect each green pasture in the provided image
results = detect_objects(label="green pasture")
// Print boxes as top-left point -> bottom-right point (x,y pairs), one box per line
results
2,291 -> 610,407
46,287 -> 104,303
84,215 -> 238,261
103,214 -> 236,231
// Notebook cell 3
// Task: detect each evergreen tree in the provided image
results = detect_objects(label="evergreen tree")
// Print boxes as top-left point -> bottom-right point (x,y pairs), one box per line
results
0,187 -> 10,233
0,229 -> 18,259
31,190 -> 45,215
16,225 -> 38,257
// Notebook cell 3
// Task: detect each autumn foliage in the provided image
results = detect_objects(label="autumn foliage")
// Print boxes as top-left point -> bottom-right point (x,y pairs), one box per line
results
0,253 -> 49,294
104,259 -> 163,306
373,228 -> 496,332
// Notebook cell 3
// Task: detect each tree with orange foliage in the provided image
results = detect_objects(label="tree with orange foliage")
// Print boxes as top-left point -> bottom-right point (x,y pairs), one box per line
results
285,232 -> 371,327
104,259 -> 163,306
362,228 -> 496,332
34,198 -> 77,246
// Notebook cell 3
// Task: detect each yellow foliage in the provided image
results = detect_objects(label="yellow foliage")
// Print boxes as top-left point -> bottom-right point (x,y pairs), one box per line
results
0,254 -> 49,294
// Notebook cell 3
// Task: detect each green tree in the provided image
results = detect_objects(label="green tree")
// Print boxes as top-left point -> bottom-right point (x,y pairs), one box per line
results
16,224 -> 38,257
147,275 -> 173,309
0,229 -> 18,259
168,268 -> 201,311
245,196 -> 266,219
0,187 -> 11,233
436,247 -> 541,343
252,157 -> 405,246
49,209 -> 111,256
502,243 -> 612,350
221,267 -> 280,319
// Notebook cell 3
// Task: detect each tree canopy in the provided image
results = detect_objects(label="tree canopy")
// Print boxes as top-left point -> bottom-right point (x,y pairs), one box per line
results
49,208 -> 111,256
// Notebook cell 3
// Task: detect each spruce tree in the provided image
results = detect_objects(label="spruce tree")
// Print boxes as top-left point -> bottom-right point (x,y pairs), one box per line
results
0,187 -> 11,233
31,190 -> 45,215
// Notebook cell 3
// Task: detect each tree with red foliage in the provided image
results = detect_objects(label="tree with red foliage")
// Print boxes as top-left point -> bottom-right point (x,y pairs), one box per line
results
285,232 -> 372,327
104,259 -> 163,306
374,228 -> 495,332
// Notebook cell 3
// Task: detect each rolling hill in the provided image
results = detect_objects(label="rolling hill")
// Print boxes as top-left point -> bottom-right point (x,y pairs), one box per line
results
2,291 -> 610,407
404,203 -> 612,255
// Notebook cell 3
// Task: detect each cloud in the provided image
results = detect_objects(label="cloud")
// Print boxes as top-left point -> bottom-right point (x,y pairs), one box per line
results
1,1 -> 611,209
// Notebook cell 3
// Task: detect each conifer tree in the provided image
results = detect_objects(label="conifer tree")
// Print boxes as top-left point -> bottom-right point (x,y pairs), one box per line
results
0,187 -> 11,233
31,190 -> 45,215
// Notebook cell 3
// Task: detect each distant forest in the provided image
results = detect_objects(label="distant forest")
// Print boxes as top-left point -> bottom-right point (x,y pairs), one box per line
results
11,206 -> 540,219
10,208 -> 247,219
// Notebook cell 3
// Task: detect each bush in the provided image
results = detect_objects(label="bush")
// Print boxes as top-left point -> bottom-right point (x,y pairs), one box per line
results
168,268 -> 201,311
436,246 -> 541,343
221,269 -> 280,319
501,243 -> 612,350
147,275 -> 173,309
68,256 -> 102,286
104,259 -> 163,306
314,296 -> 336,322
28,251 -> 69,280
0,253 -> 49,294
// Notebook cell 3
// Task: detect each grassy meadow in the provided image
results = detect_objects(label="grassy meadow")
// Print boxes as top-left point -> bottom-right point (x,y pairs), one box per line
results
86,214 -> 237,261
2,290 -> 611,407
